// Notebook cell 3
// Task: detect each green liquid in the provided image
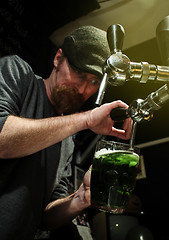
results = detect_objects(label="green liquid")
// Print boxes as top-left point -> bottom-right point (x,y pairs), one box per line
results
91,150 -> 139,212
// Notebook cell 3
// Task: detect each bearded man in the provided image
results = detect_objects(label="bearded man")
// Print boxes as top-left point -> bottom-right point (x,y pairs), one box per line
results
0,26 -> 132,240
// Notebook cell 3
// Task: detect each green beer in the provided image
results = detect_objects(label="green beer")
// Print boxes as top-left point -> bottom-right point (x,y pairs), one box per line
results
91,147 -> 139,213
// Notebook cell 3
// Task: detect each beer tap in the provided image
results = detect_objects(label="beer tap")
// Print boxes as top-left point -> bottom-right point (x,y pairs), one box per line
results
111,83 -> 169,149
95,23 -> 169,107
110,83 -> 169,122
95,24 -> 126,106
95,22 -> 169,147
103,24 -> 169,122
106,24 -> 169,87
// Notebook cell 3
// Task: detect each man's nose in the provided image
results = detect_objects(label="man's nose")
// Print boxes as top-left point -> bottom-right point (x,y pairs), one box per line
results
78,81 -> 88,95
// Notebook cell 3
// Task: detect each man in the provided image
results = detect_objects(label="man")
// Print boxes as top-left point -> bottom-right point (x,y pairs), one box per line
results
0,26 -> 132,239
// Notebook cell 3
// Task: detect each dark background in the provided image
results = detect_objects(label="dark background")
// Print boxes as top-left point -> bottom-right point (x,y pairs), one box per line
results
1,1 -> 169,239
0,0 -> 99,77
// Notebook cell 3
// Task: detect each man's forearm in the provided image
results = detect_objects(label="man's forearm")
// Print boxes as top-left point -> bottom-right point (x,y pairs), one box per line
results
0,101 -> 132,158
0,113 -> 87,158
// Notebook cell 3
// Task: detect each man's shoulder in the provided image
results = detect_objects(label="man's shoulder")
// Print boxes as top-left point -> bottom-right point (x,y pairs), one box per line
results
0,54 -> 25,63
0,55 -> 32,73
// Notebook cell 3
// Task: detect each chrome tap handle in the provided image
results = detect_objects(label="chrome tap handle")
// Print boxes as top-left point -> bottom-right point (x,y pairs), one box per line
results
156,15 -> 169,66
95,24 -> 126,106
95,73 -> 108,106
105,23 -> 169,86
107,24 -> 125,53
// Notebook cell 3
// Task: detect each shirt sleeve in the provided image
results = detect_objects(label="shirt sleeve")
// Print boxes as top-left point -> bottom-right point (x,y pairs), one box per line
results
0,55 -> 32,131
50,163 -> 72,200
50,137 -> 75,201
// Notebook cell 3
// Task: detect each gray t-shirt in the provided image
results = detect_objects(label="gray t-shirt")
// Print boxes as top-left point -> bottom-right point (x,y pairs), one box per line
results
0,55 -> 74,240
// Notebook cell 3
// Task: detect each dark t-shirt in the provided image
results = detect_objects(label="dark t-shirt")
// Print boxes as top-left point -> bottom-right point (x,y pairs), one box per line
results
0,55 -> 74,240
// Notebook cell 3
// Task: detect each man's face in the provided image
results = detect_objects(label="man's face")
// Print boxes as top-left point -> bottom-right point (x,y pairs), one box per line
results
51,84 -> 84,114
51,54 -> 101,114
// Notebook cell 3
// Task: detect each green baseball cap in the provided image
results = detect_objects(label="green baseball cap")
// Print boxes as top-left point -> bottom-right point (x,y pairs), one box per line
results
61,26 -> 110,78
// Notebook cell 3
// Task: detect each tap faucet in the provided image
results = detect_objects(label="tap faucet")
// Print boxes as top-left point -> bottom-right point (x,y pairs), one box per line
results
95,24 -> 169,106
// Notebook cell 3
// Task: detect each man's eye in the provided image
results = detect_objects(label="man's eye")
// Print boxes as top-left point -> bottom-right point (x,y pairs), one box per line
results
90,79 -> 100,86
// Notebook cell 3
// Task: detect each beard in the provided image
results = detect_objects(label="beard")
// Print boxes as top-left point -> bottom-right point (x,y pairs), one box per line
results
51,85 -> 84,114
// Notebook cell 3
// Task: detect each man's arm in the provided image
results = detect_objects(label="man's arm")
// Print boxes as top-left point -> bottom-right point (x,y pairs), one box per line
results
0,101 -> 132,159
0,113 -> 87,158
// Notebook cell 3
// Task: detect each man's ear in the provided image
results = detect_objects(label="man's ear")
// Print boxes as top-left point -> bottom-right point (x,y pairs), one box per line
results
53,48 -> 63,67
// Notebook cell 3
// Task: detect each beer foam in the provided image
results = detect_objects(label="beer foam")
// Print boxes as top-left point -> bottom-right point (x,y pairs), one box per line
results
95,148 -> 114,158
95,148 -> 139,159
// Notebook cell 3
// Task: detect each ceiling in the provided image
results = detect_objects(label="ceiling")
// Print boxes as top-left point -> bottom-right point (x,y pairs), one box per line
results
50,0 -> 169,50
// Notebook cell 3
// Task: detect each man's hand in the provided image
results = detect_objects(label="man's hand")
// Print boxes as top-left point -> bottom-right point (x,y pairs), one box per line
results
75,166 -> 92,208
85,100 -> 132,140
43,167 -> 92,230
